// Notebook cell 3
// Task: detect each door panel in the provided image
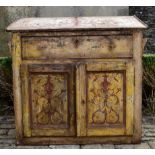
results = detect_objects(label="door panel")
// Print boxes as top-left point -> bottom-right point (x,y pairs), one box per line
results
76,60 -> 134,136
21,63 -> 76,137
87,71 -> 125,127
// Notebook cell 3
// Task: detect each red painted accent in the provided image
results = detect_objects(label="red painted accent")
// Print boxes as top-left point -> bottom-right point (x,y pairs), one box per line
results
45,75 -> 53,95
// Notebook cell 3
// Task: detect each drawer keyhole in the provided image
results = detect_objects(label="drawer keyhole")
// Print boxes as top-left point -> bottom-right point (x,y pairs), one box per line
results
81,99 -> 85,105
74,39 -> 79,48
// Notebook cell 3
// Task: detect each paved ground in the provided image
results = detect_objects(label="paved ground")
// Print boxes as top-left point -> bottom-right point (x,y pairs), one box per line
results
0,115 -> 155,149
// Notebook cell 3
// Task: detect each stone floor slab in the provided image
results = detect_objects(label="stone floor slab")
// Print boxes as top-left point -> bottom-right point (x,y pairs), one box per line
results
0,116 -> 14,121
0,139 -> 16,144
0,144 -> 16,149
81,144 -> 103,149
0,135 -> 10,139
144,133 -> 155,137
142,137 -> 155,141
8,129 -> 16,137
115,143 -> 150,149
115,144 -> 135,149
148,140 -> 155,149
134,143 -> 150,149
0,129 -> 8,135
16,146 -> 49,149
101,144 -> 115,149
49,145 -> 80,149
0,123 -> 15,129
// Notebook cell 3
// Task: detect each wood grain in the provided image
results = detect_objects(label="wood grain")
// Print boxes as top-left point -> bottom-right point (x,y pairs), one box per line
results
132,30 -> 143,143
22,35 -> 133,59
21,63 -> 76,137
85,61 -> 134,136
76,63 -> 87,136
12,33 -> 23,144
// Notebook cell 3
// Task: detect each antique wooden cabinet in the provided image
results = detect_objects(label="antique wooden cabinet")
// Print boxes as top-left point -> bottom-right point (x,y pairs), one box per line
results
7,16 -> 147,145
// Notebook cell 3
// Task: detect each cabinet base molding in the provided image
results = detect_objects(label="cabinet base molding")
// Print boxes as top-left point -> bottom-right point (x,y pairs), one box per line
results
18,136 -> 140,145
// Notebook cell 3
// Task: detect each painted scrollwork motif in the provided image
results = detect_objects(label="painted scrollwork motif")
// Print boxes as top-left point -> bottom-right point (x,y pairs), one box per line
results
87,72 -> 124,126
31,74 -> 68,126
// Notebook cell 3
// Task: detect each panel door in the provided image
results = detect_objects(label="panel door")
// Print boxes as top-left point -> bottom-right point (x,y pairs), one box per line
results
76,60 -> 134,136
21,63 -> 76,137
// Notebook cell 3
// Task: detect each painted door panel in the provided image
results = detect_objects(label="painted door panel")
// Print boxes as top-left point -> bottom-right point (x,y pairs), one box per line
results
76,60 -> 134,136
21,63 -> 76,137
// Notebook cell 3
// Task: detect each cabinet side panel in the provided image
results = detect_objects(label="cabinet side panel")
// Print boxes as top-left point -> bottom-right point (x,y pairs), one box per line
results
132,30 -> 143,143
12,33 -> 22,144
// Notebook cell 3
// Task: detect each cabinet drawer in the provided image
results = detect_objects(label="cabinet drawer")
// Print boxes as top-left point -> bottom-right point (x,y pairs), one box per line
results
22,35 -> 133,59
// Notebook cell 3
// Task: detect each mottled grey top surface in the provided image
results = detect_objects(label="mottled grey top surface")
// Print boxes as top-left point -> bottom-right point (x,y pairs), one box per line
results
7,16 -> 147,31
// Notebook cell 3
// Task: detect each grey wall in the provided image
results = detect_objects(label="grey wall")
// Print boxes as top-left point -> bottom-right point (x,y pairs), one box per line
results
0,6 -> 129,56
129,6 -> 155,53
37,6 -> 128,17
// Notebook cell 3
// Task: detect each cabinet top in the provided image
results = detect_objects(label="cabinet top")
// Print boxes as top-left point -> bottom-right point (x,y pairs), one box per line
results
7,16 -> 147,32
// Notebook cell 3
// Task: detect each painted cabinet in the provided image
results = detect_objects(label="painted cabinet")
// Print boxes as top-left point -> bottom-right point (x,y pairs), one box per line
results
7,17 -> 147,145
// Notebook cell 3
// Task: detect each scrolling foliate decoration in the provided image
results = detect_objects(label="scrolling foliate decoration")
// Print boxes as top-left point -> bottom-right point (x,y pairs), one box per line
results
87,72 -> 124,126
30,74 -> 68,126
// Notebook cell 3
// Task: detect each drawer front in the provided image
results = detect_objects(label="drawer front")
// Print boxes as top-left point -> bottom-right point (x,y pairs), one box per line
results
22,35 -> 133,59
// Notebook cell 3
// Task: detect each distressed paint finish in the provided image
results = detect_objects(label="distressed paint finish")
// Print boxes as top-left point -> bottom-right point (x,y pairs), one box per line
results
8,17 -> 147,145
77,61 -> 134,136
12,33 -> 23,144
132,30 -> 143,143
31,74 -> 68,127
21,64 -> 31,137
87,72 -> 124,127
21,64 -> 76,137
6,16 -> 147,31
76,64 -> 87,137
22,35 -> 133,59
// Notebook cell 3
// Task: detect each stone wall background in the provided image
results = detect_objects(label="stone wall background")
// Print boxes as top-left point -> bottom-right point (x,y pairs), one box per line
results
129,6 -> 155,53
0,6 -> 128,56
